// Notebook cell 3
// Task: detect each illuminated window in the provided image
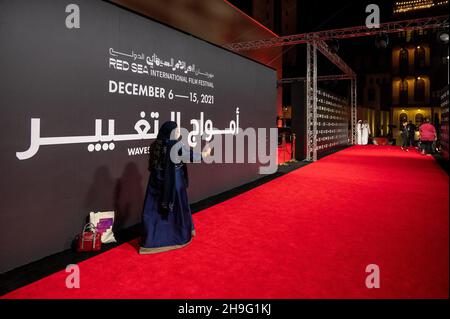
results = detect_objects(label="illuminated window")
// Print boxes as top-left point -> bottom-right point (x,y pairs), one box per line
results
406,31 -> 412,42
415,78 -> 425,102
415,46 -> 426,68
400,80 -> 408,104
399,48 -> 409,73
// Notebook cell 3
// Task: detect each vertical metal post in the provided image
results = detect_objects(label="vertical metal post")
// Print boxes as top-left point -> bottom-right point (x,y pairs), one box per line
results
350,77 -> 357,145
291,133 -> 296,162
306,42 -> 318,161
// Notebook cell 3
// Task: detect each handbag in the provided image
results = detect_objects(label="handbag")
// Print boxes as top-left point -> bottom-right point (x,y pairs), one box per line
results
76,223 -> 102,252
89,211 -> 116,244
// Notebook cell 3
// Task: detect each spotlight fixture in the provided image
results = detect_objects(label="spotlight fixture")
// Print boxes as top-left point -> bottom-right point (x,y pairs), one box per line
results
437,31 -> 449,44
375,33 -> 389,49
327,39 -> 339,54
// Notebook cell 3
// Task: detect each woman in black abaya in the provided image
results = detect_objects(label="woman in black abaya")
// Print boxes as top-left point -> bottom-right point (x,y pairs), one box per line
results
140,121 -> 210,254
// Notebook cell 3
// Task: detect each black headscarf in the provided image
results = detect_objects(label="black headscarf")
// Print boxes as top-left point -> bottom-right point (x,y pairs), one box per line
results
149,121 -> 178,213
156,120 -> 178,141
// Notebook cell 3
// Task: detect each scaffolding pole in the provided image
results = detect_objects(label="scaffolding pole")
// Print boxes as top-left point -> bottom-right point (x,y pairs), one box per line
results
306,42 -> 318,162
351,77 -> 357,145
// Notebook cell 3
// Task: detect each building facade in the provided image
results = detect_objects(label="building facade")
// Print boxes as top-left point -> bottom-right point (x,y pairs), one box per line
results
390,0 -> 448,142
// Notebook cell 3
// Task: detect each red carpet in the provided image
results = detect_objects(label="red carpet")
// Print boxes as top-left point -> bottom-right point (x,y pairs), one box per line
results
2,146 -> 449,298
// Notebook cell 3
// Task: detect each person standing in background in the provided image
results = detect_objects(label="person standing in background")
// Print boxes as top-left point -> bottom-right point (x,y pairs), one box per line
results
406,120 -> 416,148
401,121 -> 409,151
419,118 -> 437,155
356,120 -> 363,145
361,120 -> 371,145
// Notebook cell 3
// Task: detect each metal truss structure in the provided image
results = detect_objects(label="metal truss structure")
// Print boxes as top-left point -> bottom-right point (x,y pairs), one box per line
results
304,40 -> 356,161
223,15 -> 449,51
279,73 -> 358,150
315,39 -> 356,77
350,78 -> 357,145
306,42 -> 318,161
278,74 -> 354,83
224,15 -> 449,161
295,38 -> 357,161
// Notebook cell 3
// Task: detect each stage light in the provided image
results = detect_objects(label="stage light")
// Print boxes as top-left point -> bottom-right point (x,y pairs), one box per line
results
437,31 -> 449,44
327,39 -> 339,54
375,33 -> 389,49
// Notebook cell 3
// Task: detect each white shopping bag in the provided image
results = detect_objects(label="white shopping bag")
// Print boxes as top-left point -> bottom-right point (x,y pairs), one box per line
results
89,211 -> 117,244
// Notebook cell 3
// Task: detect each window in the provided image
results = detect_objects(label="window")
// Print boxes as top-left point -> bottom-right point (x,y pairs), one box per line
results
415,46 -> 426,68
415,78 -> 425,102
368,88 -> 376,102
399,48 -> 409,73
400,80 -> 408,105
406,31 -> 412,42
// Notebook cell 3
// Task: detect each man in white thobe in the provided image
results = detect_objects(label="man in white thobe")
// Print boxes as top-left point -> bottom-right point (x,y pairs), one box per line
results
361,120 -> 371,145
356,120 -> 363,145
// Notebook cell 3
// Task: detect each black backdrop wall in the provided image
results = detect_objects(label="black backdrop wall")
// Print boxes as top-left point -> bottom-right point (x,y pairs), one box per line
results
440,86 -> 449,160
0,0 -> 276,272
291,82 -> 349,160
